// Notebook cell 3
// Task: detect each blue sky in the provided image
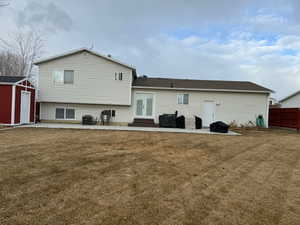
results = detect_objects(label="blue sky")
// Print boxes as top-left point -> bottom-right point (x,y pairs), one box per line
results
1,0 -> 300,99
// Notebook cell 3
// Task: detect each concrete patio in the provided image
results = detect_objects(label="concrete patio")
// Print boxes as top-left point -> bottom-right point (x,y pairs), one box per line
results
24,123 -> 240,135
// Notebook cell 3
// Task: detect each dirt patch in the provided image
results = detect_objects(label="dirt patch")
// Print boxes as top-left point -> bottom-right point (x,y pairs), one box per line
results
0,128 -> 300,225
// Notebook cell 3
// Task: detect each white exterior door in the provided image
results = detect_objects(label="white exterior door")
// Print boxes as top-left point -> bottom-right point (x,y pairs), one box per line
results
20,91 -> 31,124
203,101 -> 216,127
135,93 -> 154,118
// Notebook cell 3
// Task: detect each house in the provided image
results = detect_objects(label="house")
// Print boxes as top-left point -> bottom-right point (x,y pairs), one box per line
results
0,76 -> 36,126
34,48 -> 273,128
269,97 -> 281,108
280,90 -> 300,108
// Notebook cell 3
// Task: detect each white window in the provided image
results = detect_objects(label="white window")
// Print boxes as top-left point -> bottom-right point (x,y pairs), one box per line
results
53,71 -> 64,84
115,72 -> 123,81
55,108 -> 75,120
178,94 -> 189,104
53,70 -> 74,84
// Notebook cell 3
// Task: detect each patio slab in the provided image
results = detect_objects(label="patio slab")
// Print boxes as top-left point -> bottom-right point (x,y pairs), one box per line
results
24,123 -> 240,135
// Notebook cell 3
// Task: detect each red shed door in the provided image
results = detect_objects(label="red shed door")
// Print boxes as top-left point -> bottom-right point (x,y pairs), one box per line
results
20,91 -> 31,124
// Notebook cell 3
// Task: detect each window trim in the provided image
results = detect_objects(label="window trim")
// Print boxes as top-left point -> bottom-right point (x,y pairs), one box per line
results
177,94 -> 189,105
55,107 -> 76,120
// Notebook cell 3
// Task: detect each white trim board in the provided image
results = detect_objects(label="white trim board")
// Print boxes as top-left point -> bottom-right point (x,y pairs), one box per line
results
20,90 -> 31,124
11,85 -> 16,125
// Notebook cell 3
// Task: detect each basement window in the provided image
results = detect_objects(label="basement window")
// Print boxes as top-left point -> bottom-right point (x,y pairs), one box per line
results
178,94 -> 189,105
55,108 -> 75,120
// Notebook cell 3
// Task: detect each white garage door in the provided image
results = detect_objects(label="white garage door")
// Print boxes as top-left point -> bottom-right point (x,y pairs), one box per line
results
20,91 -> 31,124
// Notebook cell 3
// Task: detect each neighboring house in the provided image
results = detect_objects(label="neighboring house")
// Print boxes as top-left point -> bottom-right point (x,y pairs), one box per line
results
0,76 -> 36,125
269,97 -> 278,105
34,48 -> 273,127
269,97 -> 281,108
280,90 -> 300,108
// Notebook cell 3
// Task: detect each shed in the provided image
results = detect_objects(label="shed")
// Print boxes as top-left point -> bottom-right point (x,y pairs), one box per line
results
0,76 -> 36,125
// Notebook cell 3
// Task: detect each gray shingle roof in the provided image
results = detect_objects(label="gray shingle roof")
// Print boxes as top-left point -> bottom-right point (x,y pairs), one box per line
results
0,76 -> 25,83
133,77 -> 273,93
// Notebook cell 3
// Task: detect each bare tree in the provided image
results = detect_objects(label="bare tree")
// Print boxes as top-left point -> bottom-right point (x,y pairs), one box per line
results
0,51 -> 22,75
0,30 -> 44,77
0,0 -> 9,7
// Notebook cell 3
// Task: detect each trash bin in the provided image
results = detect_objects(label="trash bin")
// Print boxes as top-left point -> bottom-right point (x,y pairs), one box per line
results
82,115 -> 97,125
159,114 -> 177,128
176,116 -> 185,129
195,116 -> 202,129
210,121 -> 229,133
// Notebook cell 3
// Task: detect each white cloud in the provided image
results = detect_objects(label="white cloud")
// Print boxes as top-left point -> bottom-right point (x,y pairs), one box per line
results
132,34 -> 300,98
16,1 -> 73,33
1,0 -> 300,99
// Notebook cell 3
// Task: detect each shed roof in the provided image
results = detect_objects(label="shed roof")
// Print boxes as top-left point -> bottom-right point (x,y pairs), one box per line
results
0,76 -> 26,84
133,77 -> 273,93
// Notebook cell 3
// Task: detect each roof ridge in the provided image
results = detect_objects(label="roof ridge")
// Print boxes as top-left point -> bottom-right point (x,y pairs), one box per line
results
34,47 -> 136,69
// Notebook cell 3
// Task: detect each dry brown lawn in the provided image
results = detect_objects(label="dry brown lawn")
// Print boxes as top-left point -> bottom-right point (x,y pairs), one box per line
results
0,128 -> 300,225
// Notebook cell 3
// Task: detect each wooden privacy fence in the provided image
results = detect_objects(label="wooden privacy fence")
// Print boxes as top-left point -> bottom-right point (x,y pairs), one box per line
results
269,108 -> 300,131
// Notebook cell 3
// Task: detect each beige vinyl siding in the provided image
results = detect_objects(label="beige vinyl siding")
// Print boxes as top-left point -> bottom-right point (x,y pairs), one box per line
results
280,93 -> 300,108
40,88 -> 269,127
132,88 -> 270,127
38,51 -> 133,105
40,102 -> 133,123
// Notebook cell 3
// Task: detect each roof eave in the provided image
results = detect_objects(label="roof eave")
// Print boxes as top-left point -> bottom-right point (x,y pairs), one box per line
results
34,48 -> 136,70
132,86 -> 273,94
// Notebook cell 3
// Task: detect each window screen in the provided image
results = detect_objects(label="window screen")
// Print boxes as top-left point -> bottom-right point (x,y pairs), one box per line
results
64,70 -> 74,84
178,94 -> 189,104
55,108 -> 65,119
66,109 -> 75,119
53,71 -> 64,84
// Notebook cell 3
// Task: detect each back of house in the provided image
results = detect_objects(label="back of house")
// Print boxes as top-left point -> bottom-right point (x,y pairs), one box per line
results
35,48 -> 272,128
